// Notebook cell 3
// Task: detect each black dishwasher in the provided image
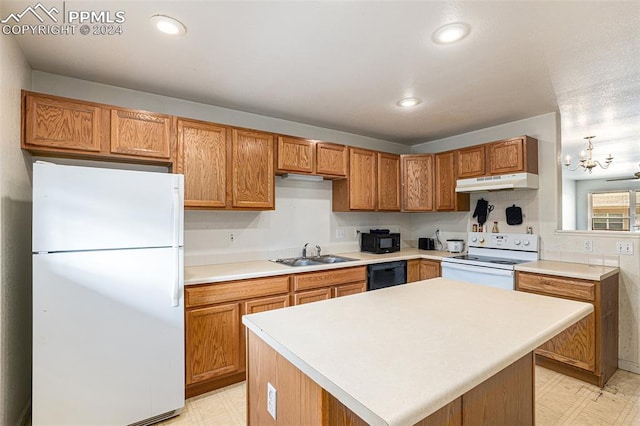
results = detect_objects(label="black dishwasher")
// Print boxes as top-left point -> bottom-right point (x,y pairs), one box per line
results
367,261 -> 407,291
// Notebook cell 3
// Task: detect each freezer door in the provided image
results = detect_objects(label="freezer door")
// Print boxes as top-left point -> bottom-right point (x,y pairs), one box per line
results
33,162 -> 184,252
32,247 -> 184,425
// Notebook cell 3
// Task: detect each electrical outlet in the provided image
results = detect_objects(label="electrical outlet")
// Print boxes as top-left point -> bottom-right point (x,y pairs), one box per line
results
616,241 -> 634,255
267,382 -> 277,420
228,232 -> 235,243
583,240 -> 593,252
336,229 -> 345,240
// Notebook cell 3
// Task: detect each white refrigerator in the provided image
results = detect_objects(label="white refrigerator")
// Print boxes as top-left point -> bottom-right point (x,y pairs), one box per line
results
32,162 -> 185,425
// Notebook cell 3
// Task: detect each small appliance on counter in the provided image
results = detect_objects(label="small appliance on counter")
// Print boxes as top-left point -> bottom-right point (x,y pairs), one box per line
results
360,229 -> 401,254
418,237 -> 436,250
446,239 -> 465,253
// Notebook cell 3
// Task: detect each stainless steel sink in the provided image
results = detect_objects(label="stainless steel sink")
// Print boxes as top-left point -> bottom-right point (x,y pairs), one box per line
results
271,255 -> 357,267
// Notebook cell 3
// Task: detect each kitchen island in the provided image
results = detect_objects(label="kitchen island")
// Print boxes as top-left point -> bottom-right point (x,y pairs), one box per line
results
242,278 -> 593,426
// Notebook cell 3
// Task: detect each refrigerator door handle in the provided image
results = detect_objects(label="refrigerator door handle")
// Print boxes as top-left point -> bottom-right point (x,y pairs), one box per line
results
172,249 -> 182,307
172,186 -> 181,248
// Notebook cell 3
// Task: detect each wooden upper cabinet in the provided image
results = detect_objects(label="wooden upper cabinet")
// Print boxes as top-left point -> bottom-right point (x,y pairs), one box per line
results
333,147 -> 377,211
401,154 -> 434,212
316,142 -> 347,177
377,152 -> 401,211
23,92 -> 105,153
276,136 -> 315,174
177,119 -> 229,208
231,129 -> 275,209
110,107 -> 173,160
487,136 -> 538,175
457,145 -> 486,178
435,151 -> 469,212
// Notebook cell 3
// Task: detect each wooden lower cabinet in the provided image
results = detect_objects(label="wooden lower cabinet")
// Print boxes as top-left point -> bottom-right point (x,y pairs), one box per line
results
185,266 -> 367,397
420,259 -> 441,280
185,276 -> 290,397
407,259 -> 421,283
407,259 -> 441,282
516,271 -> 618,387
186,303 -> 241,386
293,266 -> 367,305
294,288 -> 332,305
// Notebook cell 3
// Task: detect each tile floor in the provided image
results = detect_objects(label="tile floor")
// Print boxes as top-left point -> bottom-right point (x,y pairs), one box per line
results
161,367 -> 640,425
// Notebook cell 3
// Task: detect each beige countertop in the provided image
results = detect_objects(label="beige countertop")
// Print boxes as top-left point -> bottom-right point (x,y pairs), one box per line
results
515,260 -> 619,281
185,248 -> 456,285
242,278 -> 593,426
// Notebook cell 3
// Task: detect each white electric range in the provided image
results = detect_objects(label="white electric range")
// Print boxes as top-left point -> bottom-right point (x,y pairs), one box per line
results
441,232 -> 539,290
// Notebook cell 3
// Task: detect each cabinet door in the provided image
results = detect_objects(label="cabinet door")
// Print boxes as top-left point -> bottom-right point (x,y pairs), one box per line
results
23,93 -> 104,152
333,282 -> 366,298
110,108 -> 173,160
277,136 -> 314,174
378,152 -> 401,211
457,145 -> 486,178
185,303 -> 241,385
316,142 -> 347,177
348,148 -> 377,210
435,151 -> 470,212
402,155 -> 434,211
487,138 -> 525,175
536,312 -> 596,372
177,119 -> 229,208
420,260 -> 441,280
232,129 -> 275,209
407,259 -> 421,283
294,288 -> 332,305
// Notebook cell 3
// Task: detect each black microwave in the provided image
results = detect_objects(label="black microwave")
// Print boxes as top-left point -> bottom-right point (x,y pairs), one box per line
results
360,232 -> 401,254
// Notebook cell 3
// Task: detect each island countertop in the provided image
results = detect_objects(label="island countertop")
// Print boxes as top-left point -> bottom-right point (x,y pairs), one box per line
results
242,278 -> 593,426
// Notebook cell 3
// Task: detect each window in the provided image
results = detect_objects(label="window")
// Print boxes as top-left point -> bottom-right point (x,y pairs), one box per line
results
588,191 -> 639,232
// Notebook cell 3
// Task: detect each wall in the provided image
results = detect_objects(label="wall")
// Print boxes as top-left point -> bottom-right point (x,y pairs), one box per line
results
573,179 -> 640,231
30,72 -> 413,266
562,177 -> 577,230
0,35 -> 33,425
411,112 -> 640,374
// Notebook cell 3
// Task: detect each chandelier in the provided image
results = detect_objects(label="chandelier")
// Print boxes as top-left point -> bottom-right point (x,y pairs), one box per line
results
564,136 -> 613,173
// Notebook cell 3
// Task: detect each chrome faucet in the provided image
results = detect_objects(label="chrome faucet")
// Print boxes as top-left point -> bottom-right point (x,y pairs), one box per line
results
316,244 -> 321,257
302,242 -> 310,258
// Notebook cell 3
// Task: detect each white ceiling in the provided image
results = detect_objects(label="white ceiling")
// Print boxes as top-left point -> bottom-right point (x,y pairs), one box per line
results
3,1 -> 640,180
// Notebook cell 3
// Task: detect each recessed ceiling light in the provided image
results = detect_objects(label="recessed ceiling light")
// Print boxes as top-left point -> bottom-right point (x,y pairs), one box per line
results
150,14 -> 187,36
397,97 -> 421,108
432,22 -> 471,44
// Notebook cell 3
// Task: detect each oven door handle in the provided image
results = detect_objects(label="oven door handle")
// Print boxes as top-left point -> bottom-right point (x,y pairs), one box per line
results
441,262 -> 514,277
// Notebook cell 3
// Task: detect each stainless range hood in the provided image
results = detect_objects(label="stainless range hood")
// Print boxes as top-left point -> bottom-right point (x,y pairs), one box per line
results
455,172 -> 539,193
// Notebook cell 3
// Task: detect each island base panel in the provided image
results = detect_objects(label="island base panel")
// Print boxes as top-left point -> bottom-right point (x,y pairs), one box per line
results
247,330 -> 534,425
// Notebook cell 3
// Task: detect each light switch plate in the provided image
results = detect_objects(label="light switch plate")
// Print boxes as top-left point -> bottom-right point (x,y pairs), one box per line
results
616,242 -> 634,255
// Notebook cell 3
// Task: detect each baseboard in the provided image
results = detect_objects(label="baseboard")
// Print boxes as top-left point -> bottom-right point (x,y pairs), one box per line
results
618,359 -> 640,375
15,399 -> 31,426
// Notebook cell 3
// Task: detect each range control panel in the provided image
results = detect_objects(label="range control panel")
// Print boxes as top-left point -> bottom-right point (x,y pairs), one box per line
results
467,232 -> 539,252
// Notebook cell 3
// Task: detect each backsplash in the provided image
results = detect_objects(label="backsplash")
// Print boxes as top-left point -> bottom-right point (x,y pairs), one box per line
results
184,178 -> 412,266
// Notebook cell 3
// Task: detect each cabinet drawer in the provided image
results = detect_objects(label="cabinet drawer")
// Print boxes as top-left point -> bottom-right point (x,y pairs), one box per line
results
294,288 -> 332,305
186,275 -> 290,308
293,266 -> 367,291
517,272 -> 595,301
333,282 -> 366,298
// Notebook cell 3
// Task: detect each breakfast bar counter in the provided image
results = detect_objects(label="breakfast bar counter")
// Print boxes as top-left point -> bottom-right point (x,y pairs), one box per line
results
242,278 -> 593,426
